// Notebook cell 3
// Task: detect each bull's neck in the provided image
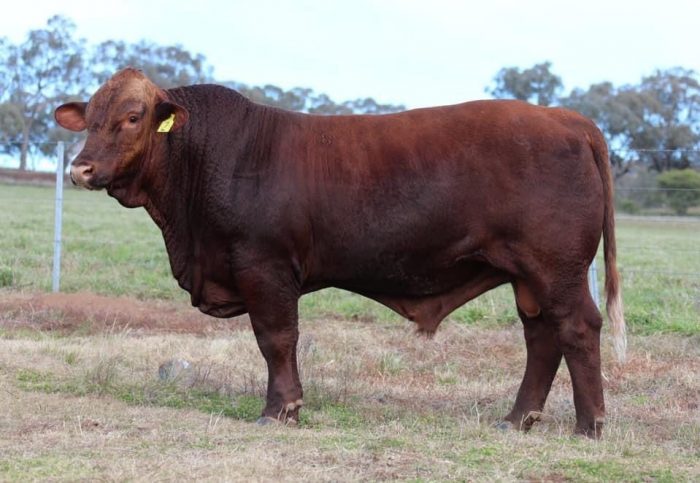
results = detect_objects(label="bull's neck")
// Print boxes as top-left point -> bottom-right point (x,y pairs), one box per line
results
137,85 -> 284,290
146,85 -> 282,219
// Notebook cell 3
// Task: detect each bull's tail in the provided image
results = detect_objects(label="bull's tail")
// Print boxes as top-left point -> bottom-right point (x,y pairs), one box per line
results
589,130 -> 627,363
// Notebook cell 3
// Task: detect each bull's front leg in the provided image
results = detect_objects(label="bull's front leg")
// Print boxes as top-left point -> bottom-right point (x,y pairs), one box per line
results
234,263 -> 303,425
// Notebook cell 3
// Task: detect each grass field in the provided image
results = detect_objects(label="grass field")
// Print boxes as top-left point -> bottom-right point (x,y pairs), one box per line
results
1,183 -> 699,481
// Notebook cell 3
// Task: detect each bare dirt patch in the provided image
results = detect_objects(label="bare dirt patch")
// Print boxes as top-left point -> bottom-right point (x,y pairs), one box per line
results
0,167 -> 69,187
0,291 -> 249,335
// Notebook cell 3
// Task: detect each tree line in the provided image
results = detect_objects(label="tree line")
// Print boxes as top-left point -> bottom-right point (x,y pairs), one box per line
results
1,16 -> 699,187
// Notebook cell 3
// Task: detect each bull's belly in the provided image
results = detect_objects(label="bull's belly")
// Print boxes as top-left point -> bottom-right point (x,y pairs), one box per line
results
334,259 -> 511,332
190,257 -> 499,317
328,256 -> 496,298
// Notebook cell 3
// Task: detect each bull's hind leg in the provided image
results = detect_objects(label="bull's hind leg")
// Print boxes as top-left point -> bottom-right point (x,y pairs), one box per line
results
503,308 -> 563,431
555,285 -> 606,437
503,279 -> 605,437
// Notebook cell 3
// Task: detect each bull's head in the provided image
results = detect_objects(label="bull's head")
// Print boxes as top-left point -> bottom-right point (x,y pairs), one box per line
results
54,68 -> 188,198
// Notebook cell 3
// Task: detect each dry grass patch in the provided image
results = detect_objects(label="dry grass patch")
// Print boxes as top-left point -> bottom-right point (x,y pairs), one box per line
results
0,293 -> 698,481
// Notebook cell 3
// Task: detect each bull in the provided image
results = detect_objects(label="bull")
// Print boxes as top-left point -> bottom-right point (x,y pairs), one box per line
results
55,68 -> 625,437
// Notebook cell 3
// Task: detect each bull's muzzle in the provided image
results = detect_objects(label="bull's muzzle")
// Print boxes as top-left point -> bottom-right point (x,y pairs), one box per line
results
70,162 -> 95,189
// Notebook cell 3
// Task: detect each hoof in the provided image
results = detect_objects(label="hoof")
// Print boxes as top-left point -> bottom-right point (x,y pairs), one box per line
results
257,399 -> 304,427
494,420 -> 515,432
256,416 -> 298,427
574,425 -> 604,439
256,416 -> 279,426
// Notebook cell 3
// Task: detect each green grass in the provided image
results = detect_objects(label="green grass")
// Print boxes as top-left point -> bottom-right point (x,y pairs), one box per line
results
14,363 -> 376,430
15,367 -> 265,422
606,217 -> 700,334
14,364 -> 376,431
0,185 -> 174,298
1,184 -> 698,334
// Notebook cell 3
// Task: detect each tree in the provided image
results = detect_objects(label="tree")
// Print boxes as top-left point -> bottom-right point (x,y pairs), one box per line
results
227,83 -> 311,111
304,94 -> 404,115
0,36 -> 8,101
562,68 -> 700,175
92,40 -> 214,89
657,169 -> 700,215
487,61 -> 563,106
562,82 -> 638,178
632,68 -> 700,172
0,15 -> 89,170
224,81 -> 404,114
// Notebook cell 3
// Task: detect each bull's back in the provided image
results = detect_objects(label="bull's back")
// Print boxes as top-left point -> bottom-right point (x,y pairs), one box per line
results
295,101 -> 599,233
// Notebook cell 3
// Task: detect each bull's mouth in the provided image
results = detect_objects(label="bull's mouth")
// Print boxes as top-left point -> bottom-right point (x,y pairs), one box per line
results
70,173 -> 108,191
70,174 -> 94,190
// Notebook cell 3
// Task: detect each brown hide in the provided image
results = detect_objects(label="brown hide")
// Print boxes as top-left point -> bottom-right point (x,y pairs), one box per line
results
55,68 -> 625,437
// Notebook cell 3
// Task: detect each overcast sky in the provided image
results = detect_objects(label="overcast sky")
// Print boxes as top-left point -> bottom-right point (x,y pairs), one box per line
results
2,0 -> 699,108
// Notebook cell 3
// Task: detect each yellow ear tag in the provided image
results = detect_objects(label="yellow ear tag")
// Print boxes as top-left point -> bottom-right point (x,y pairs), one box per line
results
157,113 -> 176,133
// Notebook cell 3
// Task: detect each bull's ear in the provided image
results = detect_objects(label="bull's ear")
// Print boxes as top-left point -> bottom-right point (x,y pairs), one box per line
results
54,102 -> 88,132
154,101 -> 189,132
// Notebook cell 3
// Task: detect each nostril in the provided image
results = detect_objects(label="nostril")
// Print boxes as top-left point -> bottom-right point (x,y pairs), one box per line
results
70,162 -> 96,186
75,163 -> 94,177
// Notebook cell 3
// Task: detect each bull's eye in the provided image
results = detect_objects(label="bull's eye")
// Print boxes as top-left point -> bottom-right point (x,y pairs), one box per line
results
128,115 -> 139,124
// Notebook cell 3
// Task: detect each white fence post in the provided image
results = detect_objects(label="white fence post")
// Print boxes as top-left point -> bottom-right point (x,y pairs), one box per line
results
52,142 -> 65,292
588,259 -> 600,309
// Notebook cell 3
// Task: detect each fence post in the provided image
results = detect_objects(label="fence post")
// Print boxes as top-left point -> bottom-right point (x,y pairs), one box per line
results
588,259 -> 600,309
52,142 -> 65,293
